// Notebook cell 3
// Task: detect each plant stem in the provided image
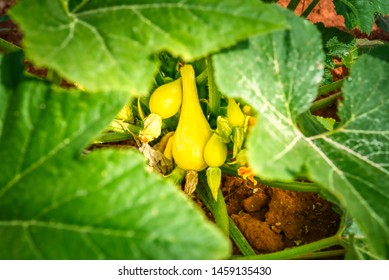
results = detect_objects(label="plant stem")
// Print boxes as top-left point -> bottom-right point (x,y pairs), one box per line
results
298,249 -> 346,259
206,56 -> 221,116
222,166 -> 321,192
287,0 -> 300,11
234,235 -> 343,260
195,68 -> 208,86
229,218 -> 256,256
301,0 -> 320,18
310,91 -> 342,112
318,79 -> 344,96
108,120 -> 142,135
0,37 -> 21,53
93,131 -> 133,144
197,173 -> 256,255
197,174 -> 229,237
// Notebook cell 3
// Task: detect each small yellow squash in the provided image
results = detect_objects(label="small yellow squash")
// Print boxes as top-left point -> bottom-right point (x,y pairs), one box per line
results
149,78 -> 182,119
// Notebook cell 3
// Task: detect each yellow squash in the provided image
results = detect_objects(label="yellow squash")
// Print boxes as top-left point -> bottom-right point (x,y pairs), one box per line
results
227,98 -> 245,128
172,65 -> 212,172
204,133 -> 227,167
149,78 -> 182,119
163,134 -> 174,162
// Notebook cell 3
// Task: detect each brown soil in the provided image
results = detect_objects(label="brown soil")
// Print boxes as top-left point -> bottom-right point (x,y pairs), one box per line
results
221,176 -> 340,254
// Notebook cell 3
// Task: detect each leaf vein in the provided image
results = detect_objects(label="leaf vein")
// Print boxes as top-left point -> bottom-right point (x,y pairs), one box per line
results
24,224 -> 45,259
321,136 -> 389,175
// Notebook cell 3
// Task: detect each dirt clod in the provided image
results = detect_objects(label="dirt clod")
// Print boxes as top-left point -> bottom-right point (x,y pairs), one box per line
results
242,190 -> 269,213
232,213 -> 284,253
222,175 -> 340,254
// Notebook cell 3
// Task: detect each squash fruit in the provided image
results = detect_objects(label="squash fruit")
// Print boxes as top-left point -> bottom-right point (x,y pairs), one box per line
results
149,78 -> 182,119
227,98 -> 245,128
172,64 -> 212,172
204,133 -> 227,201
204,133 -> 227,167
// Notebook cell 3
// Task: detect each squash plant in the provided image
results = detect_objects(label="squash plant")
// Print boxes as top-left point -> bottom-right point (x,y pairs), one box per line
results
0,0 -> 388,260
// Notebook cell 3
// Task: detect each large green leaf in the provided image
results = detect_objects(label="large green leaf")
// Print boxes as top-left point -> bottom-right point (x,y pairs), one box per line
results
214,11 -> 324,180
0,54 -> 230,259
9,0 -> 287,93
213,11 -> 389,259
333,0 -> 389,34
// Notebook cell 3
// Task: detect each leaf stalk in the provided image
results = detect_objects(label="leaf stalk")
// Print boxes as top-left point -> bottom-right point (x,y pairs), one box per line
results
234,234 -> 343,260
206,56 -> 221,116
222,166 -> 321,192
310,91 -> 343,112
287,0 -> 300,11
318,79 -> 344,96
301,0 -> 320,18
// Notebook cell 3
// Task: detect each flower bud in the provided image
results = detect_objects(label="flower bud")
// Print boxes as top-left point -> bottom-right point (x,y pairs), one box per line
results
206,167 -> 222,201
232,126 -> 245,158
216,116 -> 232,143
235,149 -> 248,167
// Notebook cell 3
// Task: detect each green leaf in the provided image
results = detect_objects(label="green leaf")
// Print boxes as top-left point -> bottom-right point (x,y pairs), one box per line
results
297,112 -> 331,137
213,10 -> 389,259
9,0 -> 287,93
315,116 -> 336,131
214,10 -> 324,179
0,55 -> 230,259
376,15 -> 389,32
358,44 -> 389,63
316,23 -> 357,69
342,217 -> 378,260
333,0 -> 389,34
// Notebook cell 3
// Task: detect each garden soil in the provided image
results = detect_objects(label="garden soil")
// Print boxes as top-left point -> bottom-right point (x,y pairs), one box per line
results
1,0 -> 388,258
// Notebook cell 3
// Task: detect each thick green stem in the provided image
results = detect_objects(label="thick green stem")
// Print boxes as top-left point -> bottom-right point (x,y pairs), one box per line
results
318,79 -> 344,96
93,132 -> 133,144
197,173 -> 258,256
206,56 -> 221,116
222,166 -> 321,192
298,249 -> 345,259
197,174 -> 229,237
301,0 -> 320,18
234,235 -> 343,260
108,120 -> 142,135
195,68 -> 208,86
0,37 -> 21,53
229,218 -> 256,256
258,180 -> 320,192
310,91 -> 343,112
287,0 -> 300,11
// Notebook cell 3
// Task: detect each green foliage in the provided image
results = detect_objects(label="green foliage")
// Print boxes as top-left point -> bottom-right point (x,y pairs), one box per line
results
9,0 -> 287,93
333,0 -> 389,34
213,11 -> 389,259
0,53 -> 230,259
316,23 -> 357,69
376,15 -> 389,32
